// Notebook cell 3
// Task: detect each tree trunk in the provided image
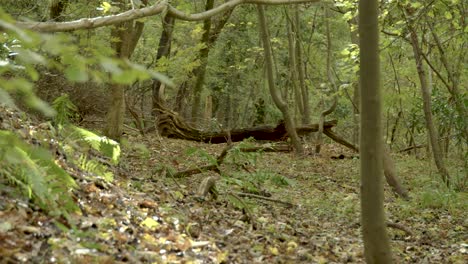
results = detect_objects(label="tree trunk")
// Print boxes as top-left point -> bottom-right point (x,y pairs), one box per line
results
358,0 -> 393,262
286,10 -> 303,123
190,2 -> 233,123
427,22 -> 468,143
349,18 -> 360,146
407,21 -> 450,187
104,1 -> 146,141
315,7 -> 337,154
294,7 -> 310,125
191,0 -> 215,122
257,5 -> 304,155
152,14 -> 175,114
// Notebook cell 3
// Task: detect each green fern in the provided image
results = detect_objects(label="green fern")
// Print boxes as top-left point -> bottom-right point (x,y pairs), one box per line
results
77,154 -> 113,182
0,131 -> 79,217
52,94 -> 79,126
67,126 -> 120,164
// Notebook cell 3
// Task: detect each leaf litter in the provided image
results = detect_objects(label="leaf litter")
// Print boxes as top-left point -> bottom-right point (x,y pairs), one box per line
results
0,109 -> 466,263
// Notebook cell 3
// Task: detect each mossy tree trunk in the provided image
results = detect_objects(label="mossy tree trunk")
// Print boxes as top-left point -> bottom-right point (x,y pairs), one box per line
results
152,14 -> 175,114
190,1 -> 233,123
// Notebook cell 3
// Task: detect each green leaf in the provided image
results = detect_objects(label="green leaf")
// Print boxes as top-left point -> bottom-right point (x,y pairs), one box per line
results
148,71 -> 174,88
70,126 -> 120,163
65,65 -> 89,82
0,88 -> 15,108
100,58 -> 122,74
445,11 -> 453,20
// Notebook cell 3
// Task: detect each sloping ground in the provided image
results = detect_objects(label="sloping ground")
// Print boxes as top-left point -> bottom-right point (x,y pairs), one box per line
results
0,108 -> 466,263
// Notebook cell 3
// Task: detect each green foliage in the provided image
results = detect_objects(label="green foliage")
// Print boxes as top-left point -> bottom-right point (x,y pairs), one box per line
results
0,131 -> 79,217
52,94 -> 80,126
67,126 -> 121,164
77,154 -> 114,182
0,6 -> 172,117
58,125 -> 121,183
185,147 -> 217,165
121,139 -> 151,160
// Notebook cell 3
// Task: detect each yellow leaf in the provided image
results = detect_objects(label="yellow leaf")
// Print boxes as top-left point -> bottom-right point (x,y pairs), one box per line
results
101,2 -> 112,14
142,233 -> 157,244
268,246 -> 279,255
140,217 -> 160,230
216,250 -> 229,263
287,241 -> 298,249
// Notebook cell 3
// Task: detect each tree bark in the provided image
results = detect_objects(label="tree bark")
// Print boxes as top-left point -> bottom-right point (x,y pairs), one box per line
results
104,1 -> 146,141
358,0 -> 393,262
285,10 -> 303,123
406,18 -> 450,187
427,21 -> 468,143
349,18 -> 360,146
16,0 -> 321,32
257,5 -> 304,155
191,0 -> 215,122
294,7 -> 310,125
178,4 -> 233,124
152,14 -> 175,114
315,7 -> 337,154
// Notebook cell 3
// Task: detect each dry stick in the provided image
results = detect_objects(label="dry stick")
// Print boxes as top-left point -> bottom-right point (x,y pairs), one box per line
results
170,144 -> 233,178
123,124 -> 141,133
398,144 -> 426,153
386,222 -> 413,236
235,192 -> 294,207
239,144 -> 292,153
227,192 -> 256,229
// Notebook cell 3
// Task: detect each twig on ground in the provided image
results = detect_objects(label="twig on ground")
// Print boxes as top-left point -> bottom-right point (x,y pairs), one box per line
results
235,192 -> 294,207
387,222 -> 414,236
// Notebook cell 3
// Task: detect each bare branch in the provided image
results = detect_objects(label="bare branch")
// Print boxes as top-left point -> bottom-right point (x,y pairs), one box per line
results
14,0 -> 320,32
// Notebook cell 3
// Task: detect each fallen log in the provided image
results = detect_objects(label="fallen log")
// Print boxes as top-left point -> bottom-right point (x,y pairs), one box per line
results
156,107 -> 337,143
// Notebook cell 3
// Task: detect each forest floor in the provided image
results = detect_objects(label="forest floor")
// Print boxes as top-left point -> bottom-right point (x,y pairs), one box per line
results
0,114 -> 467,263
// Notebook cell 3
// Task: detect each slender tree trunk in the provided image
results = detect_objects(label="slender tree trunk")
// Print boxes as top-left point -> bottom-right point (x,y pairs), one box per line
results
315,7 -> 337,154
406,21 -> 450,187
349,19 -> 360,146
190,1 -> 233,123
257,5 -> 304,155
358,0 -> 393,262
104,1 -> 146,141
427,22 -> 468,143
152,14 -> 175,114
286,9 -> 303,123
294,7 -> 310,125
191,0 -> 215,122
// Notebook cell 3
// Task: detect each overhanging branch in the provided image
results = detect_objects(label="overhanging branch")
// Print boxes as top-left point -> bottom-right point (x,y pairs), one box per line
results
14,0 -> 320,32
